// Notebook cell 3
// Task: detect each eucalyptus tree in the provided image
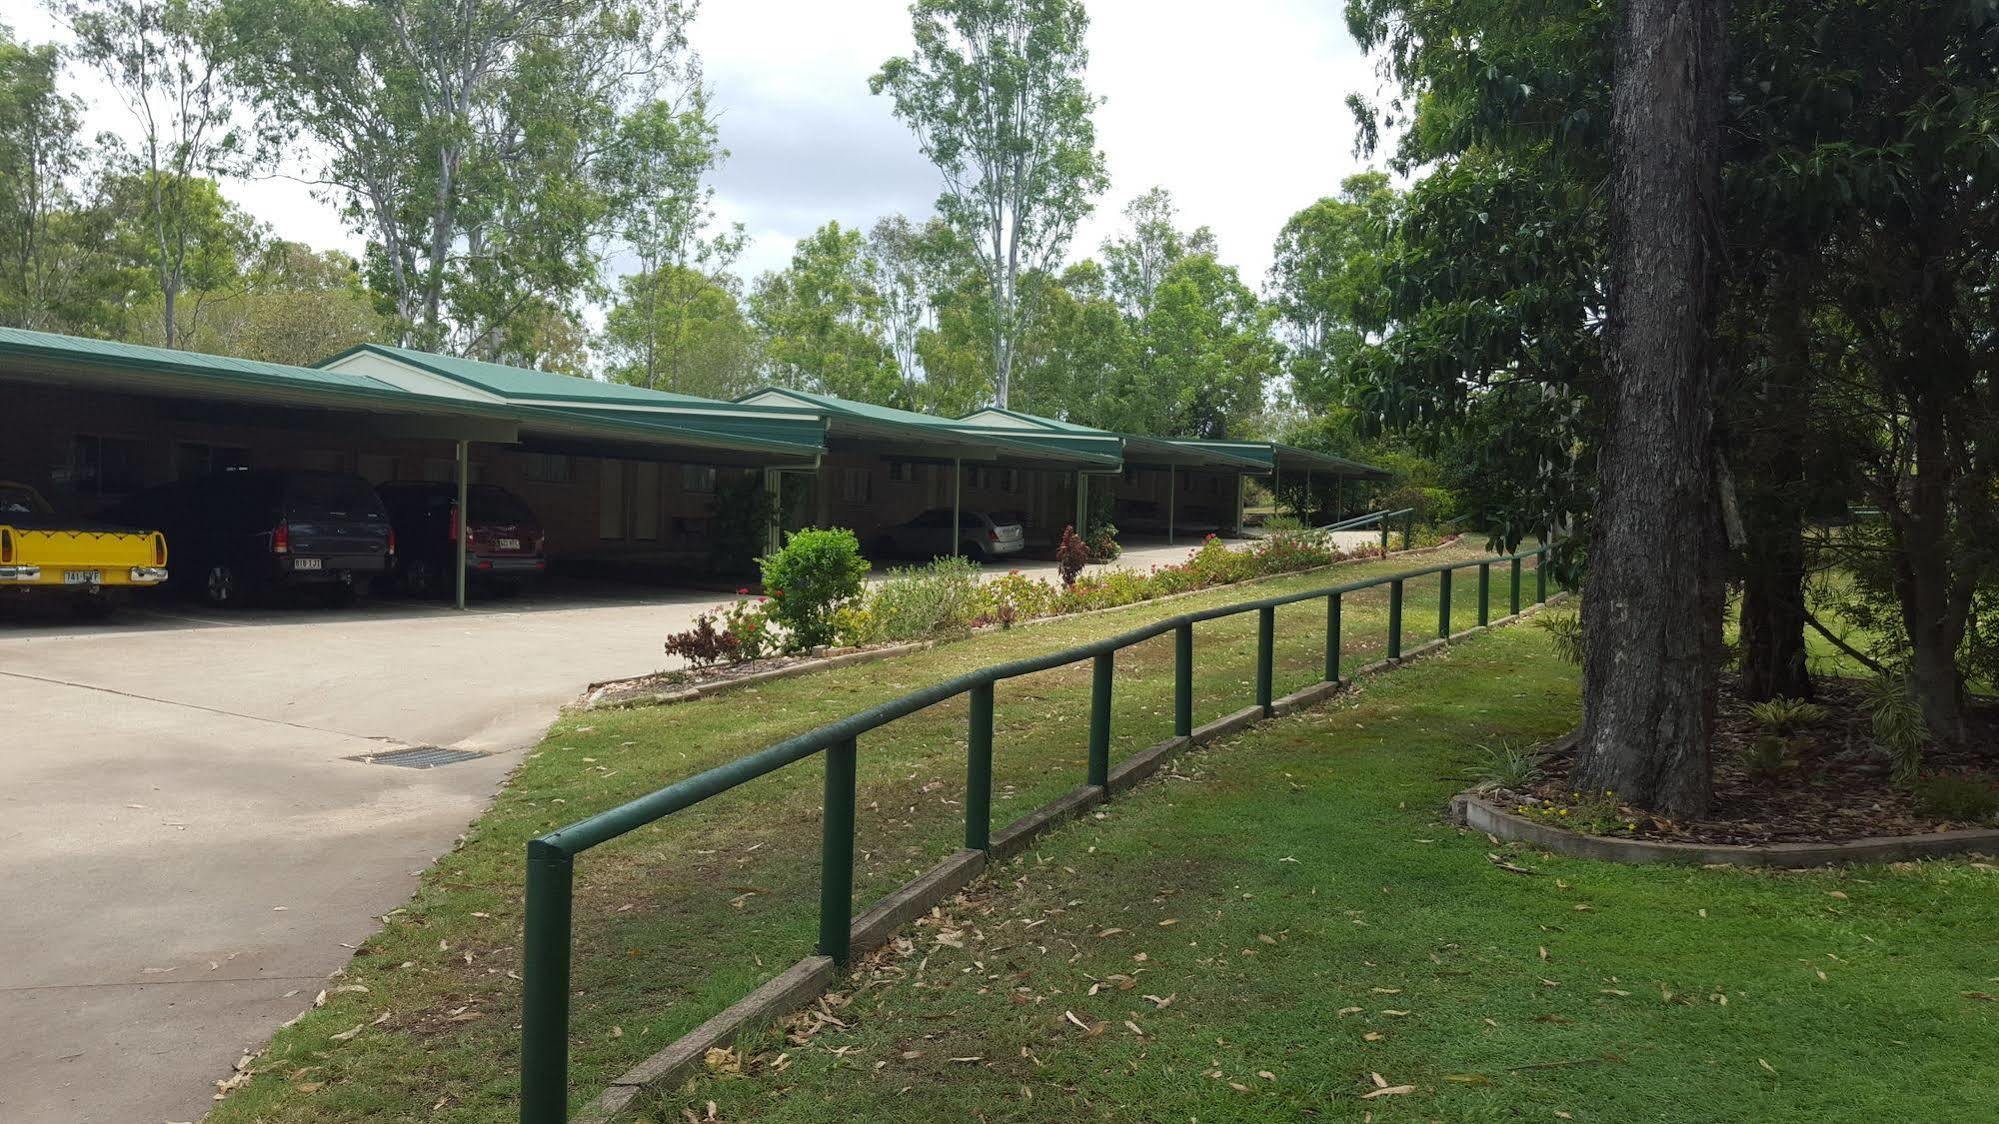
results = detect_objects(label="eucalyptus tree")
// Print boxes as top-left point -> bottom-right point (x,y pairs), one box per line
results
0,28 -> 85,330
871,0 -> 1108,408
1269,171 -> 1398,417
220,0 -> 696,356
862,213 -> 963,405
748,221 -> 901,405
1100,187 -> 1214,321
52,0 -> 242,347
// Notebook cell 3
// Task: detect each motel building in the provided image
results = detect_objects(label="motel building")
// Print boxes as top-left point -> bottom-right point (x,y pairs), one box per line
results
0,326 -> 1388,608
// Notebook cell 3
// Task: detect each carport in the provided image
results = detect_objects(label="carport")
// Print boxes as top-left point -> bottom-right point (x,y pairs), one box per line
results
1175,439 -> 1395,526
0,328 -> 826,609
737,387 -> 1121,555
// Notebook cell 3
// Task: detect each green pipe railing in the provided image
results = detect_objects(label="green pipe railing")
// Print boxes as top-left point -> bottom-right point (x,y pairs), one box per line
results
1319,506 -> 1418,554
519,543 -> 1553,1122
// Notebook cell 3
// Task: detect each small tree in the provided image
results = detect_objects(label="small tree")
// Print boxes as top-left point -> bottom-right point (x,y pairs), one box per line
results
758,528 -> 871,651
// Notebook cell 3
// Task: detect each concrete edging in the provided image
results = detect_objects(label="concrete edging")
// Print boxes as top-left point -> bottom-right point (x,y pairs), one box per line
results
584,641 -> 935,710
1455,792 -> 1999,867
567,581 -> 1565,1120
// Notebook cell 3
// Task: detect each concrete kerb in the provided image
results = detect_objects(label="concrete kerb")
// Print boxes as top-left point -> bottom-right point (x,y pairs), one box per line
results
1456,792 -> 1999,867
565,577 -> 1566,1120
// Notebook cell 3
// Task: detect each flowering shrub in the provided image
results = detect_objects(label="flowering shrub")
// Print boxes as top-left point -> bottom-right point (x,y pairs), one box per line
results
1185,534 -> 1253,585
663,613 -> 739,668
1085,520 -> 1120,562
759,528 -> 871,651
1244,527 -> 1338,574
973,570 -> 1057,628
720,595 -> 777,661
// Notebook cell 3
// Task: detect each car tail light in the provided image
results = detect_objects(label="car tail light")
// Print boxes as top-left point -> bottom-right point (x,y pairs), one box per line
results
447,506 -> 460,543
272,521 -> 290,554
154,533 -> 166,566
387,526 -> 397,557
1,528 -> 11,564
988,528 -> 999,541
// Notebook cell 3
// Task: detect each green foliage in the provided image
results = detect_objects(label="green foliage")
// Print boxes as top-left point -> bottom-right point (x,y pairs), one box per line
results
662,612 -> 738,668
1909,775 -> 1999,825
0,30 -> 87,331
970,570 -> 1056,628
871,0 -> 1108,406
855,556 -> 983,644
1860,675 -> 1929,783
604,266 -> 758,399
748,221 -> 902,404
1740,734 -> 1800,782
1534,608 -> 1584,667
758,528 -> 871,651
1458,739 -> 1548,794
1746,698 -> 1827,737
707,474 -> 774,575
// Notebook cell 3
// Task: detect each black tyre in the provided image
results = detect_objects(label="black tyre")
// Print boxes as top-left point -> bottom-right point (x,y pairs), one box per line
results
202,563 -> 240,607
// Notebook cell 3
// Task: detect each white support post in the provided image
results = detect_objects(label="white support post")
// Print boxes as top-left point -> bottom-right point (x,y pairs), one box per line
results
1306,467 -> 1315,526
952,457 -> 962,558
764,467 -> 781,556
1074,471 -> 1087,536
454,438 -> 469,610
1234,472 -> 1245,535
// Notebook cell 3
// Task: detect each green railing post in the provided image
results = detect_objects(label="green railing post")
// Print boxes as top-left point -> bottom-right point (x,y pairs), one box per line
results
818,737 -> 857,965
1379,520 -> 1389,555
1256,606 -> 1275,714
1510,557 -> 1523,617
966,684 -> 993,852
1404,511 -> 1415,551
1477,562 -> 1491,627
1089,653 -> 1113,788
520,839 -> 574,1124
1536,551 -> 1548,603
1388,579 -> 1404,660
1438,567 -> 1453,639
1173,623 -> 1193,738
1324,593 -> 1342,684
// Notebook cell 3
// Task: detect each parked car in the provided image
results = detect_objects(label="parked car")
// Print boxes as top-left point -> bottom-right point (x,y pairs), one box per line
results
112,469 -> 394,606
873,508 -> 1026,561
375,481 -> 547,597
0,480 -> 169,616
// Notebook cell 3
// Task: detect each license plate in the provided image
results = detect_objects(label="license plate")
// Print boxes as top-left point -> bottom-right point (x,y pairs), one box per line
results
63,570 -> 101,585
496,537 -> 521,551
293,557 -> 323,571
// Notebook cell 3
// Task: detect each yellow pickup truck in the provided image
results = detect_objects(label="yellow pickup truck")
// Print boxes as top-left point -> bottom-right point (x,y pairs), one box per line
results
0,481 -> 169,614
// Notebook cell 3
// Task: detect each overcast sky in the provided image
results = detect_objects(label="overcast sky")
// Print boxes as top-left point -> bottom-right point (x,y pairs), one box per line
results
14,0 -> 1381,294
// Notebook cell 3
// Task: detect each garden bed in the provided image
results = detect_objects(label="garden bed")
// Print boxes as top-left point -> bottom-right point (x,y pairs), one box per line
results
1478,678 -> 1999,849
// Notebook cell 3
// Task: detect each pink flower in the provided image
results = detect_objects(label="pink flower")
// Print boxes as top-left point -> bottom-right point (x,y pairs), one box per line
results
737,588 -> 750,595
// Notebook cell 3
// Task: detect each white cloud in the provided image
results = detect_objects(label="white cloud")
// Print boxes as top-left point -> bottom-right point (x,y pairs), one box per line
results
10,0 -> 1381,298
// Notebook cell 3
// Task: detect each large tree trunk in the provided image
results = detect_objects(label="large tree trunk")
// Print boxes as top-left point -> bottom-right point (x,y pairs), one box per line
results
1891,394 -> 1970,745
1735,266 -> 1813,702
1575,0 -> 1729,818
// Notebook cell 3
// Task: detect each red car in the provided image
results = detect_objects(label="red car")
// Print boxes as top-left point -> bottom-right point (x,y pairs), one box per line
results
376,481 -> 547,597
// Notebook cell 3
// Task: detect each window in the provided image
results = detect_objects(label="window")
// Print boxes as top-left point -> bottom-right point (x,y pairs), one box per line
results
520,452 -> 572,483
632,462 -> 661,541
71,434 -> 145,496
598,460 -> 625,540
1001,469 -> 1021,493
887,461 -> 911,484
681,464 -> 717,494
1182,471 -> 1196,492
175,442 -> 250,480
964,466 -> 989,490
839,467 -> 871,504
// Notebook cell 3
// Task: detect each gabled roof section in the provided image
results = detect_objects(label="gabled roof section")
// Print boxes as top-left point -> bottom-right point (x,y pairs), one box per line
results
740,387 -> 1121,467
1,325 -> 410,398
953,407 -> 1269,472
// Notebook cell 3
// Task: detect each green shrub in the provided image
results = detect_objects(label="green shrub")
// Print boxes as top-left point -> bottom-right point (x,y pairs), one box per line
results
1862,674 -> 1928,781
1185,535 -> 1252,585
1245,528 -> 1337,575
1741,734 -> 1799,781
1748,697 -> 1828,736
758,528 -> 870,651
1535,609 -> 1584,666
1458,740 -> 1548,793
707,474 -> 773,575
1911,774 -> 1999,823
861,556 -> 983,643
973,570 -> 1058,627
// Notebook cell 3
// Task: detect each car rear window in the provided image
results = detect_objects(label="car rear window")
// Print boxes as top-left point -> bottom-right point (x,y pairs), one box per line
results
284,474 -> 386,520
468,487 -> 534,524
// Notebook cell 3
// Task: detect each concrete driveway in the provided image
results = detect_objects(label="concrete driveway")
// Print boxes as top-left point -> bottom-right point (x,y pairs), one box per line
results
0,583 -> 717,1124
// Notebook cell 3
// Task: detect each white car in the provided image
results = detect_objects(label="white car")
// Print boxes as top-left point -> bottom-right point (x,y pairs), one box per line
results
875,508 -> 1027,561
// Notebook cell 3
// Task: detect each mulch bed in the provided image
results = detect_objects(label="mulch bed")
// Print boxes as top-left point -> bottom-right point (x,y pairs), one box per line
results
586,652 -> 832,706
1502,678 -> 1998,846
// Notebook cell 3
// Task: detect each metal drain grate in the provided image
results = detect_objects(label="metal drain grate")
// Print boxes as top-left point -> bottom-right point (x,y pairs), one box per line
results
350,745 -> 488,769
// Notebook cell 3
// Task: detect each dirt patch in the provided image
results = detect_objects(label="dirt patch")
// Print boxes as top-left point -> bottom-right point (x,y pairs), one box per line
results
1501,679 -> 1998,846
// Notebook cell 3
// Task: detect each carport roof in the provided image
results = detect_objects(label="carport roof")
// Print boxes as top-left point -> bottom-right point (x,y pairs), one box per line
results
1176,439 -> 1393,479
952,407 -> 1272,472
738,387 -> 1121,467
0,327 -> 827,459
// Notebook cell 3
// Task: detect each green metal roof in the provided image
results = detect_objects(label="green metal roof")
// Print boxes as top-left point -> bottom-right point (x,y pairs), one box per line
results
325,343 -> 769,413
0,326 -> 825,459
1175,439 -> 1391,479
952,407 -> 1269,472
740,387 -> 1121,467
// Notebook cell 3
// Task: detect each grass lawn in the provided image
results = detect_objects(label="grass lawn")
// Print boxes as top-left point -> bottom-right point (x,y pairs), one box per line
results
208,540 -> 1519,1122
632,625 -> 1999,1124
